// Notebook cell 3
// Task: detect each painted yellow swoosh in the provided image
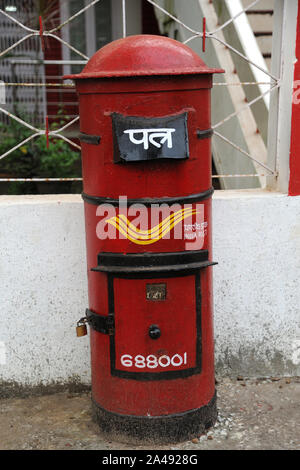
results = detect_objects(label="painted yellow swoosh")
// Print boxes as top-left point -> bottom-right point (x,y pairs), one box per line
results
118,207 -> 195,236
107,208 -> 196,240
106,208 -> 201,245
111,208 -> 196,240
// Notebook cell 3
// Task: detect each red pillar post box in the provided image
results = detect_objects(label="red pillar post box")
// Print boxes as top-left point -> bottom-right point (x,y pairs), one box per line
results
65,35 -> 223,443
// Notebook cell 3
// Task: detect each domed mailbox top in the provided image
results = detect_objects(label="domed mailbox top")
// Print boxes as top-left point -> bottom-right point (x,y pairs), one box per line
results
64,34 -> 224,80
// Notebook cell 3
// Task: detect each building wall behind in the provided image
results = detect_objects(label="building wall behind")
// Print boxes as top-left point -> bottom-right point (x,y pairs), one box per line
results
0,191 -> 299,394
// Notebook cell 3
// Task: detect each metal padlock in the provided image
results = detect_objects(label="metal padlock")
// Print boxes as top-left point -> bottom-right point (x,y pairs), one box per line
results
76,318 -> 88,337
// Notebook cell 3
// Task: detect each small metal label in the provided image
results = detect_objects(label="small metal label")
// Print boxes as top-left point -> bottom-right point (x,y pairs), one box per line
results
146,283 -> 167,301
112,112 -> 189,162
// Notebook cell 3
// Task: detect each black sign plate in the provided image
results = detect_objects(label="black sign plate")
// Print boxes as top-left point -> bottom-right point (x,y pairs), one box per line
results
112,112 -> 189,163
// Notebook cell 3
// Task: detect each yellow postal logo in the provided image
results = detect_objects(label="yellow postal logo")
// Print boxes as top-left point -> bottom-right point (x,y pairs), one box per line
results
106,207 -> 199,245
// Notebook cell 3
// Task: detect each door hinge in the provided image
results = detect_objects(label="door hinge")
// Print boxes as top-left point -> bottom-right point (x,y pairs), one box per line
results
85,308 -> 115,335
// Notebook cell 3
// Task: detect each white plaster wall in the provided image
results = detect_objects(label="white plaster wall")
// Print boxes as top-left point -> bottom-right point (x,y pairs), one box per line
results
213,190 -> 300,376
0,195 -> 90,389
0,191 -> 299,390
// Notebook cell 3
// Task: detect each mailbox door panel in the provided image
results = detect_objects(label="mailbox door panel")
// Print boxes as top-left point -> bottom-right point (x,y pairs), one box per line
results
111,273 -> 202,379
89,267 -> 215,416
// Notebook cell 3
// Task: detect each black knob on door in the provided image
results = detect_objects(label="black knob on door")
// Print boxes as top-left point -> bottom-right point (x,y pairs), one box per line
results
148,325 -> 161,339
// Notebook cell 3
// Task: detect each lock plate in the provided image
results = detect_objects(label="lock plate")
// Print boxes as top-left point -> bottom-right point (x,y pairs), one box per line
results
85,309 -> 115,335
146,283 -> 166,301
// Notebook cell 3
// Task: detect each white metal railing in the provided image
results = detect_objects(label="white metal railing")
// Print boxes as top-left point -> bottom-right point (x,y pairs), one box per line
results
0,0 -> 297,190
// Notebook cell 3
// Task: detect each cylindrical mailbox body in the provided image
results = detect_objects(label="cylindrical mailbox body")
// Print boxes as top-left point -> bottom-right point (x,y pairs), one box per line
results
66,35 -> 223,443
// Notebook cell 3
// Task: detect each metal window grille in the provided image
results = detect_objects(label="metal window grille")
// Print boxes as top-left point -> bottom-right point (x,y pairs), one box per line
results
0,0 -> 297,190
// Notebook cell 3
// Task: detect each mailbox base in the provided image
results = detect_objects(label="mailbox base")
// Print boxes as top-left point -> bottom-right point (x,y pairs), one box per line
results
91,392 -> 217,444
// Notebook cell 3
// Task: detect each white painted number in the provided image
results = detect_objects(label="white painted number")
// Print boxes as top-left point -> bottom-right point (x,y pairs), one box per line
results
120,353 -> 187,369
120,354 -> 133,367
146,354 -> 158,368
158,355 -> 171,368
135,355 -> 146,368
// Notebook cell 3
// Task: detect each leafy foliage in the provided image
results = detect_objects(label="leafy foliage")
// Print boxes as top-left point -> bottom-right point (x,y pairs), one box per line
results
0,115 -> 81,194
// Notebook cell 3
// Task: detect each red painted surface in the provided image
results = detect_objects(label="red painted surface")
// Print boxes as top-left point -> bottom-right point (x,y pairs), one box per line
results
66,35 -> 223,79
70,36 -> 222,417
84,197 -> 211,256
78,80 -> 212,198
289,1 -> 300,195
90,269 -> 215,416
39,16 -> 45,52
114,276 -> 197,374
202,17 -> 206,52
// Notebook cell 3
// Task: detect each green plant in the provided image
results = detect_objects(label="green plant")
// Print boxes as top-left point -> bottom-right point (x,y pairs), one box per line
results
0,116 -> 81,194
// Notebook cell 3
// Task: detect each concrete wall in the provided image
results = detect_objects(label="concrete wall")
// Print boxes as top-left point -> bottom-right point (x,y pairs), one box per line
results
0,191 -> 299,394
213,190 -> 300,376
